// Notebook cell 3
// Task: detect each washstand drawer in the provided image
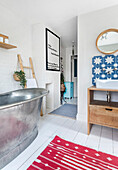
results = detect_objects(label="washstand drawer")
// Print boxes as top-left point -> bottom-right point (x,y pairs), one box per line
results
89,105 -> 118,128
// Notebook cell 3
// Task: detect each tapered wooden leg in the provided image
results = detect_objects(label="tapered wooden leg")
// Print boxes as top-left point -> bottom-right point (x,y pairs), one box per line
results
88,123 -> 92,135
40,108 -> 43,116
88,123 -> 90,135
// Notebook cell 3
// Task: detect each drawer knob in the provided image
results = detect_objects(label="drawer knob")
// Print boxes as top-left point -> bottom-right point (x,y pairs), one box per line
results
105,108 -> 112,111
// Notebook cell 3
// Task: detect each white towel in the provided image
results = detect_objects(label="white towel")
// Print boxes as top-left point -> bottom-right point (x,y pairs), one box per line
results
26,79 -> 37,88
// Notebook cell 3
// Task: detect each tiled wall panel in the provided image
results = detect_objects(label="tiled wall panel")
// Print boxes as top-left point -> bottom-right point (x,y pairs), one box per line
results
92,55 -> 118,86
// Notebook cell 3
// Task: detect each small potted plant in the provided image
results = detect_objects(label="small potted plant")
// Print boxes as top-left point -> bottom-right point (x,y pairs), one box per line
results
13,70 -> 27,88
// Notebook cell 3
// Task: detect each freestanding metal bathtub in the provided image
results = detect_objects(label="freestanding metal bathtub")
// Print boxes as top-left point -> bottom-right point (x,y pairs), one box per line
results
0,88 -> 48,169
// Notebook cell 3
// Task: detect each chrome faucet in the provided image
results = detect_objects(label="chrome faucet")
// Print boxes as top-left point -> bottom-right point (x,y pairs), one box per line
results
106,91 -> 111,103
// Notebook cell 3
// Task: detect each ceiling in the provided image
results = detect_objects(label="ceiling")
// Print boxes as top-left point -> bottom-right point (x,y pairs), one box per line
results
0,0 -> 118,48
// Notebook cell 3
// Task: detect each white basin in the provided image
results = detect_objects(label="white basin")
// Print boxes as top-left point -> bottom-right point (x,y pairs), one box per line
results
96,79 -> 118,89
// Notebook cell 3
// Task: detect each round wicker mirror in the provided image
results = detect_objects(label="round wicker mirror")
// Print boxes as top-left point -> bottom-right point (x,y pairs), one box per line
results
96,29 -> 118,54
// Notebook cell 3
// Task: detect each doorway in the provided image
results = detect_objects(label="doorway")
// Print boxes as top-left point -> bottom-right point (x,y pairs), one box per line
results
60,44 -> 78,119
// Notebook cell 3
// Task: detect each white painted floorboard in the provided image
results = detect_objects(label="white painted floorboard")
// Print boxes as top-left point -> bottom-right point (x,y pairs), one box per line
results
2,114 -> 118,170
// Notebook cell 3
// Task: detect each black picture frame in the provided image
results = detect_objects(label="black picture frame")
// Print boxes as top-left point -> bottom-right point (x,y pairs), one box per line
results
46,28 -> 60,71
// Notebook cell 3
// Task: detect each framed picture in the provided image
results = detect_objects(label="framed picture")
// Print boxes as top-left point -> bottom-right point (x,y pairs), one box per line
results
46,28 -> 60,71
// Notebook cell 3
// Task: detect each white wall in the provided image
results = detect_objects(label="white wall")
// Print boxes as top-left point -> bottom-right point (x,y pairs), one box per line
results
77,5 -> 118,121
0,4 -> 32,93
32,23 -> 60,114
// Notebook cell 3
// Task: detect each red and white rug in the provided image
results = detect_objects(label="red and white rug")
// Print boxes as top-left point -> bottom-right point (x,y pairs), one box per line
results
28,136 -> 118,170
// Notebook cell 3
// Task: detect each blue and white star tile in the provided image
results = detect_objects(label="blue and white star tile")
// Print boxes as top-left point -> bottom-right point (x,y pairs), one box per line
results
92,56 -> 103,66
94,67 -> 101,75
104,55 -> 115,65
105,67 -> 114,74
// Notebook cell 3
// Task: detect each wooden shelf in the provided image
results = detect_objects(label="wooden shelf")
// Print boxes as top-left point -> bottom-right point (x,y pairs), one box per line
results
0,42 -> 17,49
89,86 -> 118,92
0,33 -> 17,49
90,100 -> 118,108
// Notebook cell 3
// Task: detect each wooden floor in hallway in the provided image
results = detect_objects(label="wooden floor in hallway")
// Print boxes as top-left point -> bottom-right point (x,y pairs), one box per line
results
3,114 -> 118,170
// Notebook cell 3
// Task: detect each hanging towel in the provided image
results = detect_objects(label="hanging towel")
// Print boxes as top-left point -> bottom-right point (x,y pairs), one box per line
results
26,79 -> 37,88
